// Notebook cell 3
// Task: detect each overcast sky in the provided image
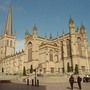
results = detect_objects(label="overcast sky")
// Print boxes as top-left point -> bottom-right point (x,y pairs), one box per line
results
0,0 -> 90,51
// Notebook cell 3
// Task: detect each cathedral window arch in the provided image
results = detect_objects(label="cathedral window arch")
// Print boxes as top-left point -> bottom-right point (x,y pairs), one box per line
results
28,41 -> 32,61
51,67 -> 54,73
66,39 -> 71,57
55,54 -> 59,62
28,41 -> 32,47
49,49 -> 53,61
28,41 -> 32,45
77,37 -> 82,56
10,40 -> 12,47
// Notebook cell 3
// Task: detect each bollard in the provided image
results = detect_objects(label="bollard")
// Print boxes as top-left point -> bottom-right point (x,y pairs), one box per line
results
37,79 -> 39,87
27,79 -> 29,85
32,79 -> 34,86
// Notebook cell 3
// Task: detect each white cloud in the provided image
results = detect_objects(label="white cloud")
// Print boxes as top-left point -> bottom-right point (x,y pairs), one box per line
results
16,40 -> 24,52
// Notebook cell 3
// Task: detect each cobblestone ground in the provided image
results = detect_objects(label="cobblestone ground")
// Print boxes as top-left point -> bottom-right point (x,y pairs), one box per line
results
0,74 -> 90,90
45,82 -> 90,90
0,83 -> 46,90
0,82 -> 90,90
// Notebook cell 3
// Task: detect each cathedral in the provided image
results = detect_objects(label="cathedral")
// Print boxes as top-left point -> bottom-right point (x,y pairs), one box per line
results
0,7 -> 90,75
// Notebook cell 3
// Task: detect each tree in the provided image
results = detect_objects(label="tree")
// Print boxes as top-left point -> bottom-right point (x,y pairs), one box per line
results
23,66 -> 26,76
30,65 -> 33,73
74,64 -> 79,74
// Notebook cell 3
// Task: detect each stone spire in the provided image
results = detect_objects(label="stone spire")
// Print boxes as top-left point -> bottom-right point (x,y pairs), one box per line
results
79,24 -> 86,35
4,6 -> 13,35
69,17 -> 74,24
69,17 -> 75,34
32,24 -> 38,37
80,24 -> 85,30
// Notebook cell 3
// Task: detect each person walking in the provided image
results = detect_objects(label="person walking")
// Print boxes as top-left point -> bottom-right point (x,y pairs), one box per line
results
77,75 -> 82,89
69,75 -> 74,90
27,79 -> 29,85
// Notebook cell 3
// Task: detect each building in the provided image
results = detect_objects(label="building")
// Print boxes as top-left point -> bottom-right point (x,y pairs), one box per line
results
0,7 -> 90,75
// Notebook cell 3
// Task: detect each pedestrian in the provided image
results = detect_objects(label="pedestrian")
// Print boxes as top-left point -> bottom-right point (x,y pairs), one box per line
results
37,79 -> 39,87
32,79 -> 34,86
69,75 -> 74,90
27,79 -> 29,85
77,75 -> 82,89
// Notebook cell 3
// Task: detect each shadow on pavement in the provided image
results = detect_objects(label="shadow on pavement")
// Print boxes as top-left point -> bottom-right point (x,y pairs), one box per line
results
67,86 -> 79,89
74,86 -> 79,89
66,86 -> 71,89
0,82 -> 46,90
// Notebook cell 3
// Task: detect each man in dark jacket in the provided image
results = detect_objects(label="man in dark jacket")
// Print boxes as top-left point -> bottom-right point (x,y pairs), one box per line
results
77,76 -> 82,89
69,75 -> 74,90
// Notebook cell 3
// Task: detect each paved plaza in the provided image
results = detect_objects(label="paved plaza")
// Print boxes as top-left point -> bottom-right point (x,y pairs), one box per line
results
45,82 -> 90,90
0,82 -> 90,90
0,74 -> 90,90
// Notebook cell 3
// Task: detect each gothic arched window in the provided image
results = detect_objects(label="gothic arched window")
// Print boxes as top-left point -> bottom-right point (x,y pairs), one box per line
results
49,49 -> 53,61
55,55 -> 59,62
10,40 -> 12,47
28,42 -> 32,46
28,42 -> 32,61
77,37 -> 82,56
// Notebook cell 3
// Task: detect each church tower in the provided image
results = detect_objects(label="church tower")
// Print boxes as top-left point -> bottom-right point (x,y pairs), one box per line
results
68,17 -> 76,71
0,6 -> 16,59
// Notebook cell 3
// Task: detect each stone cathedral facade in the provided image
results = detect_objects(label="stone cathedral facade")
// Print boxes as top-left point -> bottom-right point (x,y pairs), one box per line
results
0,7 -> 90,75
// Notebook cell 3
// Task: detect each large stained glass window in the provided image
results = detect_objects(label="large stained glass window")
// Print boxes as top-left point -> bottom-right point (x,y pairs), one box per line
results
28,42 -> 32,61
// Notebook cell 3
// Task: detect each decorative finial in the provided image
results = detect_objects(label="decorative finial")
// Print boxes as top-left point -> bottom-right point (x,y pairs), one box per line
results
62,29 -> 64,36
25,29 -> 30,35
69,16 -> 74,24
44,33 -> 47,38
32,24 -> 38,36
57,32 -> 59,37
49,33 -> 52,39
80,24 -> 85,30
